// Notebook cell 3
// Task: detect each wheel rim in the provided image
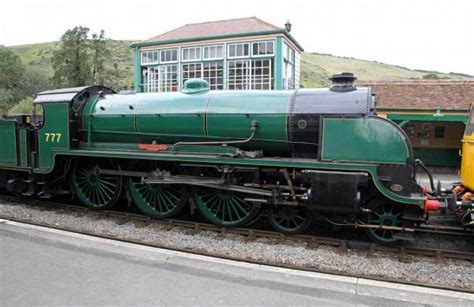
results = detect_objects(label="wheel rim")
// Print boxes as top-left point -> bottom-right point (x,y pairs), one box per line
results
366,202 -> 403,243
72,160 -> 122,209
269,206 -> 312,234
129,179 -> 186,218
195,189 -> 260,227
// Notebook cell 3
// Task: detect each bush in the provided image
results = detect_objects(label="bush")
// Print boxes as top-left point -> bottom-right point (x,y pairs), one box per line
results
8,97 -> 34,115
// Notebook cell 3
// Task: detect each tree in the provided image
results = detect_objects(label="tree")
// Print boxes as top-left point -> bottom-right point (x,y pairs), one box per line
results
0,46 -> 26,114
422,73 -> 441,80
104,62 -> 129,92
8,96 -> 33,115
52,26 -> 109,87
24,67 -> 53,97
52,26 -> 91,87
90,30 -> 109,85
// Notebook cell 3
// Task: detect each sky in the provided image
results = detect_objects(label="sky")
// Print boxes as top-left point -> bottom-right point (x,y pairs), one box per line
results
1,0 -> 473,74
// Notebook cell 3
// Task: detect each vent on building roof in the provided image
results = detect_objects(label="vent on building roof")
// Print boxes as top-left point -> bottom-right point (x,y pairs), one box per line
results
285,20 -> 292,32
329,72 -> 357,92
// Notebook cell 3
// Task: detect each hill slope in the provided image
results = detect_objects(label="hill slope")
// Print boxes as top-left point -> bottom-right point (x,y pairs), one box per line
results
8,40 -> 474,90
9,40 -> 135,88
300,53 -> 474,88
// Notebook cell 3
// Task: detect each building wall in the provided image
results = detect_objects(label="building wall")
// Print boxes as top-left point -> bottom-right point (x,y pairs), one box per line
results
378,110 -> 468,166
402,121 -> 465,149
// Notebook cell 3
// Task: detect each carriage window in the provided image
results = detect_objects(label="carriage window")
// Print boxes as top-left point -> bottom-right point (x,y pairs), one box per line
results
33,104 -> 44,128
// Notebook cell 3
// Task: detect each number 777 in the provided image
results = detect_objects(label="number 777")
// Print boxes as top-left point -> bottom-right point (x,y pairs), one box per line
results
45,133 -> 62,142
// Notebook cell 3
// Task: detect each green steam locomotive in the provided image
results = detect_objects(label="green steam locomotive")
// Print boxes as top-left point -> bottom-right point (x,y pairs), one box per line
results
0,73 -> 451,244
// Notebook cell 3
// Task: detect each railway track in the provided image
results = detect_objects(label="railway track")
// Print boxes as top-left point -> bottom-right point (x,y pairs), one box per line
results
1,194 -> 473,293
1,194 -> 473,261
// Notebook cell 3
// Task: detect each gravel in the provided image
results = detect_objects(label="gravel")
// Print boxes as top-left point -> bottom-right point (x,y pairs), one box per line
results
1,199 -> 473,291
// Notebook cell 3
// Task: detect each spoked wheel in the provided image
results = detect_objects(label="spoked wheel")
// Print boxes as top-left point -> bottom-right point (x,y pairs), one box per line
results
268,205 -> 313,235
194,188 -> 261,227
71,159 -> 123,209
128,162 -> 187,219
365,198 -> 404,245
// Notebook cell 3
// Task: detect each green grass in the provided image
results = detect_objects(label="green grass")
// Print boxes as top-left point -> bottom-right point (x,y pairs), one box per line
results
300,53 -> 474,88
8,41 -> 474,91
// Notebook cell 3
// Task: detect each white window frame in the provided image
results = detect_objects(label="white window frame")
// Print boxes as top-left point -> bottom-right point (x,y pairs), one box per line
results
227,42 -> 250,59
182,63 -> 202,85
202,62 -> 224,90
145,64 -> 178,92
227,60 -> 251,90
203,45 -> 224,60
283,61 -> 295,90
283,42 -> 295,63
160,49 -> 178,64
141,50 -> 159,65
227,59 -> 272,90
158,64 -> 178,92
182,46 -> 202,62
251,41 -> 274,57
182,61 -> 224,90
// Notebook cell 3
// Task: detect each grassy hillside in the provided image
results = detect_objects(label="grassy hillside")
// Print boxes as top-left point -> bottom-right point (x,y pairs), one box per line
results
8,40 -> 474,91
301,53 -> 474,88
9,40 -> 135,89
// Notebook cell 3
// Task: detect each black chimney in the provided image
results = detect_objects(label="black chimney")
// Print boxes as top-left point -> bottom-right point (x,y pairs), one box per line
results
329,72 -> 357,92
285,20 -> 292,32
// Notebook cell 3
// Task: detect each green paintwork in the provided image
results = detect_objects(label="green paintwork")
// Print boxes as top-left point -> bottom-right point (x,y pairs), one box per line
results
71,159 -> 123,209
130,29 -> 304,52
19,129 -> 28,167
413,148 -> 460,166
0,118 -> 17,166
133,47 -> 141,92
268,205 -> 312,234
45,148 -> 423,206
83,94 -> 138,143
182,79 -> 210,94
37,103 -> 70,170
85,90 -> 291,154
129,179 -> 186,218
387,114 -> 468,124
206,91 -> 289,154
366,201 -> 403,244
195,188 -> 261,227
322,117 -> 410,164
274,37 -> 283,90
83,142 -> 240,155
398,120 -> 410,127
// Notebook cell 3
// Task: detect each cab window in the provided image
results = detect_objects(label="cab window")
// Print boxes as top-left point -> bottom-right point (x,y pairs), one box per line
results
33,104 -> 45,128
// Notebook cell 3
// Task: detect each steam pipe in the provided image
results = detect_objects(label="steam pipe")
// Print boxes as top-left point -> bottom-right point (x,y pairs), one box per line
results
415,159 -> 436,194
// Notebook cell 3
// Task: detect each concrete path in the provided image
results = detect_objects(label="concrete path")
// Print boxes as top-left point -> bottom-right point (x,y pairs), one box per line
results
416,172 -> 460,190
1,220 -> 472,306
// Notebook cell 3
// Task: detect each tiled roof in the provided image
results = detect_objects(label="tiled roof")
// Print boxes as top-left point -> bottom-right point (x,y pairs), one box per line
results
357,80 -> 474,111
144,17 -> 282,43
